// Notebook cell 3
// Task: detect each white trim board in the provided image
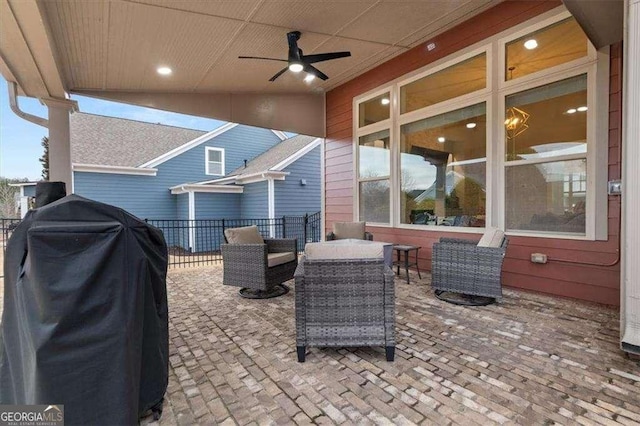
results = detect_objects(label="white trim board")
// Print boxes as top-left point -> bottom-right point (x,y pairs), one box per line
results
140,122 -> 238,168
271,130 -> 288,140
271,138 -> 323,171
195,171 -> 288,186
73,163 -> 158,176
170,184 -> 244,195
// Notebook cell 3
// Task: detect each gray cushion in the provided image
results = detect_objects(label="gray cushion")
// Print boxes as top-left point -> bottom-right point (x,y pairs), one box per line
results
333,221 -> 366,239
224,225 -> 264,244
305,242 -> 384,260
477,227 -> 505,248
267,252 -> 296,267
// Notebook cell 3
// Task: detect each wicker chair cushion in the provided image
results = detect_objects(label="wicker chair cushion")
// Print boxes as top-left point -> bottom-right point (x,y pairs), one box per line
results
267,252 -> 296,267
477,227 -> 505,248
224,225 -> 264,244
332,221 -> 366,239
305,242 -> 384,260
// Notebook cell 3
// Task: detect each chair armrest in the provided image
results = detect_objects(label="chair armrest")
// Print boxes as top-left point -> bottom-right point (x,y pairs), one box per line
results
294,259 -> 305,279
364,232 -> 373,241
437,237 -> 476,245
326,232 -> 336,241
265,238 -> 297,253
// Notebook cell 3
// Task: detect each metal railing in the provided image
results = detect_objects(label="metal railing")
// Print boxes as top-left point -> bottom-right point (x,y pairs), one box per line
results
1,213 -> 321,268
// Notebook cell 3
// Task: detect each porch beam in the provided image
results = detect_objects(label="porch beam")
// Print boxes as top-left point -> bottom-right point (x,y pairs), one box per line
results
72,90 -> 326,138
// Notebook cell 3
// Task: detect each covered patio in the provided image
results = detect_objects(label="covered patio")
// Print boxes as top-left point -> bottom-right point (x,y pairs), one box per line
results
134,266 -> 638,425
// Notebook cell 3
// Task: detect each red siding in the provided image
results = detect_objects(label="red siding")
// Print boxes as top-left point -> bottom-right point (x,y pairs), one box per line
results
324,0 -> 622,305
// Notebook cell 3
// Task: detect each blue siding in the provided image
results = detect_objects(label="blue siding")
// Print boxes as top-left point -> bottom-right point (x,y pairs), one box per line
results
73,124 -> 282,220
274,145 -> 321,217
176,193 -> 189,220
193,193 -> 241,252
24,185 -> 36,197
241,182 -> 268,219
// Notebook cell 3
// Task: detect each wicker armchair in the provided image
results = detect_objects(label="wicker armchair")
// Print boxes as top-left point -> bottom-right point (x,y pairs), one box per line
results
431,228 -> 508,305
294,242 -> 395,362
221,225 -> 297,299
326,221 -> 373,241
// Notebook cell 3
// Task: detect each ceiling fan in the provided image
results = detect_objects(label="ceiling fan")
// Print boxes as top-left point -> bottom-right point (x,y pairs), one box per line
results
238,31 -> 351,82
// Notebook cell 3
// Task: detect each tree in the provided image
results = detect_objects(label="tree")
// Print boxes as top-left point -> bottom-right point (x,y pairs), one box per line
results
39,136 -> 49,180
0,177 -> 28,218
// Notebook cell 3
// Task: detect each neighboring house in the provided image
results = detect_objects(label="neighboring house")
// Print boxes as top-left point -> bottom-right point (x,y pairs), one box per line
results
17,113 -> 322,249
9,182 -> 37,218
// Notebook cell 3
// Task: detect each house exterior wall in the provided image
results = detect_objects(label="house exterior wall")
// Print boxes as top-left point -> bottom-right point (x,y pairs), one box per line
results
240,181 -> 268,219
195,192 -> 241,219
23,185 -> 36,197
324,0 -> 622,305
73,125 -> 281,220
274,145 -> 321,217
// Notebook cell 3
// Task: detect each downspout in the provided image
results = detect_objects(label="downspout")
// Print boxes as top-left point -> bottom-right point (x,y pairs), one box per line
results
8,82 -> 48,128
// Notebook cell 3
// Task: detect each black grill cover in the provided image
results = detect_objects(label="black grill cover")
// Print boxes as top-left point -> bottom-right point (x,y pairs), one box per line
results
0,195 -> 169,425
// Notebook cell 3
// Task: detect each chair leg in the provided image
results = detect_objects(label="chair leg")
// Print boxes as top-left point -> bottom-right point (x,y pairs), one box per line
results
386,346 -> 395,362
415,249 -> 422,279
297,346 -> 306,362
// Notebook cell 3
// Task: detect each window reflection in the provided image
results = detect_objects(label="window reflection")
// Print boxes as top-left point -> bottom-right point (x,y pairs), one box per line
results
400,103 -> 486,227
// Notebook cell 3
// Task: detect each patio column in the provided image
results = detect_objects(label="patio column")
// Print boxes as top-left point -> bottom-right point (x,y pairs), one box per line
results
42,98 -> 77,192
621,0 -> 640,354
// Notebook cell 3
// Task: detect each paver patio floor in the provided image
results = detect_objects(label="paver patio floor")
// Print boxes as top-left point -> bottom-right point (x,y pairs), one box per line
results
141,265 -> 640,425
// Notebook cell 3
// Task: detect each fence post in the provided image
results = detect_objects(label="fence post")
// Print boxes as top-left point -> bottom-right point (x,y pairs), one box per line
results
303,213 -> 308,246
282,216 -> 286,238
222,218 -> 225,241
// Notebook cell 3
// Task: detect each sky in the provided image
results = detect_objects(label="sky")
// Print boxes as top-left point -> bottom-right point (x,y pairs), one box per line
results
0,78 -> 225,180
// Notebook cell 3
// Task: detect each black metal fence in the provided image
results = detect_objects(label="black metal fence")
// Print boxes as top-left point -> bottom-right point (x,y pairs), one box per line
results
1,213 -> 321,268
146,212 -> 321,268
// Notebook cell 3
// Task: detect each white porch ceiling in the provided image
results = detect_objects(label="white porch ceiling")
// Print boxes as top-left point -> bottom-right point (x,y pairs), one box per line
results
1,0 -> 503,135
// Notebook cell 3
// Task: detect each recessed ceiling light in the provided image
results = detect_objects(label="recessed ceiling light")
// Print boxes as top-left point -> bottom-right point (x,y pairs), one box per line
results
381,98 -> 390,105
466,123 -> 477,129
566,108 -> 577,114
289,63 -> 304,73
157,66 -> 172,76
577,106 -> 588,112
437,136 -> 446,143
524,39 -> 538,50
304,74 -> 315,83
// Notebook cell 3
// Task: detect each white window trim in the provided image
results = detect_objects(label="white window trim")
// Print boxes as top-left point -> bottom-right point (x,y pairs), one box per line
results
352,6 -> 609,240
205,147 -> 225,176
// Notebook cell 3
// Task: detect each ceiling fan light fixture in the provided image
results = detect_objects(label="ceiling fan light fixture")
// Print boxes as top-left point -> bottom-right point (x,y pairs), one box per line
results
304,74 -> 315,83
289,63 -> 304,73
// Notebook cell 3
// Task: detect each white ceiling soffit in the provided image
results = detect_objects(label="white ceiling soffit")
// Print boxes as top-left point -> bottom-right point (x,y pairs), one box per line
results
1,0 -> 503,135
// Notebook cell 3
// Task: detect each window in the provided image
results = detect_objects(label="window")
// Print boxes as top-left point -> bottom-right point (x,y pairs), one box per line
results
205,147 -> 224,176
400,103 -> 486,227
354,10 -> 607,238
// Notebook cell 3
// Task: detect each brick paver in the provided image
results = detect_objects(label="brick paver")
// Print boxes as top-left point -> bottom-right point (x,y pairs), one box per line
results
137,265 -> 640,425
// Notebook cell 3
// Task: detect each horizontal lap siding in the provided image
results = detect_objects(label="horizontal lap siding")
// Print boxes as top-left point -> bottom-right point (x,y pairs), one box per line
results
195,193 -> 241,219
241,182 -> 268,219
325,0 -> 622,305
274,146 -> 321,217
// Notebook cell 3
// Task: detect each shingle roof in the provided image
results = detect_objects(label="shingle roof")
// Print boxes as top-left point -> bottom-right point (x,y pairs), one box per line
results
70,112 -> 207,167
228,135 -> 318,177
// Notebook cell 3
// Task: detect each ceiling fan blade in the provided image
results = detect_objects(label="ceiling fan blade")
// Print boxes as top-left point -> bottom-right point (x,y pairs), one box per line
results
303,51 -> 351,64
269,67 -> 289,82
304,64 -> 328,81
238,56 -> 288,62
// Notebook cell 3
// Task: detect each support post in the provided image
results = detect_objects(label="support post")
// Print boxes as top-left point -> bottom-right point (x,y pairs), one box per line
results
41,98 -> 77,192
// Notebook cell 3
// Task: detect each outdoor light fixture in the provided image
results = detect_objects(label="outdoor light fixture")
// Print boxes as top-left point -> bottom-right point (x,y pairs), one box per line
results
437,136 -> 446,143
524,39 -> 538,50
577,106 -> 588,112
566,108 -> 577,114
381,98 -> 390,105
466,122 -> 477,129
288,63 -> 304,73
157,66 -> 172,75
304,74 -> 315,83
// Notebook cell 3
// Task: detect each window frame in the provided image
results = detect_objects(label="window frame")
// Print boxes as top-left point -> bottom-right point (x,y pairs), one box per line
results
205,147 -> 225,176
352,7 -> 609,240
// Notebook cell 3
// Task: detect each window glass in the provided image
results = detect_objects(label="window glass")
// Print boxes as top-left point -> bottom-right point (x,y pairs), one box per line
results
207,149 -> 223,175
505,18 -> 588,81
359,180 -> 390,224
358,130 -> 390,179
400,103 -> 486,227
400,53 -> 486,114
506,159 -> 586,234
358,93 -> 390,127
505,74 -> 587,161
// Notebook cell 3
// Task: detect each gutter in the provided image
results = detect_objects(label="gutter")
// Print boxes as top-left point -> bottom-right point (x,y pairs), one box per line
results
8,82 -> 48,128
